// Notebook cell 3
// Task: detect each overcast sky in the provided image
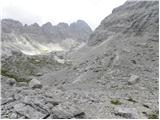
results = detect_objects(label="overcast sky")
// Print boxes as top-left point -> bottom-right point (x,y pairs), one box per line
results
0,0 -> 126,30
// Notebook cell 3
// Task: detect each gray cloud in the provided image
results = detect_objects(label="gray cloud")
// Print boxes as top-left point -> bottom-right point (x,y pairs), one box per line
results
1,0 -> 126,30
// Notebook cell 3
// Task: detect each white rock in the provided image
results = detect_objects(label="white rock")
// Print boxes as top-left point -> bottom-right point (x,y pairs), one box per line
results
29,78 -> 42,89
128,74 -> 139,85
114,107 -> 139,119
36,72 -> 43,76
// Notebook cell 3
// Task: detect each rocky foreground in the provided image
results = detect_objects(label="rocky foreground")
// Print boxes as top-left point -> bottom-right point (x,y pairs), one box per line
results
1,76 -> 86,119
1,0 -> 159,119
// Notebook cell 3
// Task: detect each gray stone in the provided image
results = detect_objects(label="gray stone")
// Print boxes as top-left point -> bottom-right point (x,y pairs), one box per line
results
18,116 -> 26,119
128,75 -> 139,85
13,93 -> 23,100
51,103 -> 85,119
96,80 -> 106,85
36,72 -> 43,76
114,107 -> 139,119
29,78 -> 42,89
14,103 -> 46,118
1,97 -> 15,105
22,96 -> 32,104
14,103 -> 25,111
45,103 -> 54,109
17,82 -> 28,87
6,78 -> 16,86
45,98 -> 60,106
9,112 -> 18,119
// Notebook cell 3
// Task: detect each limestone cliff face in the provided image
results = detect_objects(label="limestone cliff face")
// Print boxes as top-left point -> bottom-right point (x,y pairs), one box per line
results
72,1 -> 159,90
88,1 -> 158,46
1,19 -> 92,55
59,1 -> 159,118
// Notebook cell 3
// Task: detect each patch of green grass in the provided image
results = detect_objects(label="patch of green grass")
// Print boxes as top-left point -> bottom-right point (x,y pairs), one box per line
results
143,111 -> 159,119
1,69 -> 31,83
111,85 -> 118,88
1,69 -> 7,75
111,99 -> 122,105
148,113 -> 158,119
1,69 -> 18,81
142,111 -> 147,115
127,97 -> 137,103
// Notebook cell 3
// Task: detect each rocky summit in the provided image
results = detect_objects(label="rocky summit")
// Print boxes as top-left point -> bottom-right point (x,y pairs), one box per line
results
1,19 -> 92,55
1,0 -> 159,119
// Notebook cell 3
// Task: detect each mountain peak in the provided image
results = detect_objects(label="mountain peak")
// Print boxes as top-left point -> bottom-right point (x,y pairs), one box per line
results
42,22 -> 53,28
31,23 -> 40,27
57,22 -> 69,28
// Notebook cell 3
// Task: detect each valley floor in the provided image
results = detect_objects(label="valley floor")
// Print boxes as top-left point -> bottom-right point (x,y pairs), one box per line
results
1,67 -> 159,119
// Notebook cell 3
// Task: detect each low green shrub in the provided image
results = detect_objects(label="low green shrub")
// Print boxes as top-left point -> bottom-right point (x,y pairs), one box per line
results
111,99 -> 122,105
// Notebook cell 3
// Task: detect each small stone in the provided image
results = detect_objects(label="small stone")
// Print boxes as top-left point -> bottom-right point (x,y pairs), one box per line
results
36,72 -> 43,76
96,80 -> 106,85
45,98 -> 60,106
9,112 -> 18,119
17,82 -> 28,87
29,78 -> 42,89
45,103 -> 54,109
6,78 -> 16,86
128,74 -> 139,85
22,96 -> 32,104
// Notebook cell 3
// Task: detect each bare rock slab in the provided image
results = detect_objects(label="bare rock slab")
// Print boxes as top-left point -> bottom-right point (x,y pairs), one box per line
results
51,103 -> 85,119
114,107 -> 139,119
14,103 -> 46,118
